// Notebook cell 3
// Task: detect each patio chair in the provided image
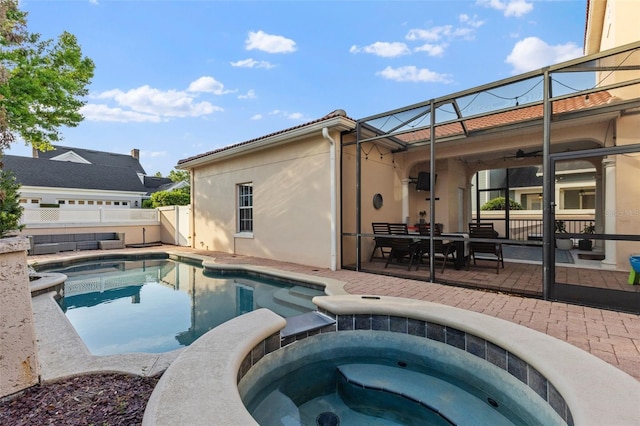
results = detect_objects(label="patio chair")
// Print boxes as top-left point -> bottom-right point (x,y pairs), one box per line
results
384,236 -> 420,270
467,224 -> 504,274
469,222 -> 497,233
370,222 -> 392,261
412,224 -> 456,272
388,223 -> 409,235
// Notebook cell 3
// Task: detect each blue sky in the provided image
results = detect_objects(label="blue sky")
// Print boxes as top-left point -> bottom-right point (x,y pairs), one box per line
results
8,0 -> 588,175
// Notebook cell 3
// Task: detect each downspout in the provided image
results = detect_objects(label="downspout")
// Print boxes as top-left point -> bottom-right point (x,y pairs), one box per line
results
322,127 -> 337,271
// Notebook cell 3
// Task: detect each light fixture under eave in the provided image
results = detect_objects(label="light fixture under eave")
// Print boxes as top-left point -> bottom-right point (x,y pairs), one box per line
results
513,149 -> 543,160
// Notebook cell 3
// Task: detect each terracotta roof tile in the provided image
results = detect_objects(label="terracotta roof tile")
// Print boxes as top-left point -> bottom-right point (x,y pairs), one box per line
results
396,91 -> 612,144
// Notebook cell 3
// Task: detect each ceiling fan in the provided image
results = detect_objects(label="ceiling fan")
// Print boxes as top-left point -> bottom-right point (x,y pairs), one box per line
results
513,149 -> 543,159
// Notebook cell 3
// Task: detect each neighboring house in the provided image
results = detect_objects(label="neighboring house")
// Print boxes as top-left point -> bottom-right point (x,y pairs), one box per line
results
179,0 -> 639,273
144,176 -> 190,194
472,161 -> 596,212
3,146 -> 173,209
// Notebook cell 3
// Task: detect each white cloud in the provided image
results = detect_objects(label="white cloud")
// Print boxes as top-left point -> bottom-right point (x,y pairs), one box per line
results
268,110 -> 305,120
88,83 -> 224,122
406,26 -> 453,42
188,76 -> 233,95
377,66 -> 452,83
287,112 -> 304,120
230,58 -> 275,69
405,19 -> 481,54
80,104 -> 163,123
459,14 -> 485,28
349,42 -> 410,58
245,30 -> 296,54
251,114 -> 263,120
477,0 -> 533,18
505,37 -> 582,73
415,43 -> 446,57
238,89 -> 256,100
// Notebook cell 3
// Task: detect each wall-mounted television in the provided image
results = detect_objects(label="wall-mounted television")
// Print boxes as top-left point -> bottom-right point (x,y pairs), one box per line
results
416,172 -> 436,191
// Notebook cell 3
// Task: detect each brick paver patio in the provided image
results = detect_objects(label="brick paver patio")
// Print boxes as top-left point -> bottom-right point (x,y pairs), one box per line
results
30,246 -> 640,382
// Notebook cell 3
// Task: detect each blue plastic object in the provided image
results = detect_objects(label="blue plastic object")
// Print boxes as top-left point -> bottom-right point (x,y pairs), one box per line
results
628,256 -> 640,285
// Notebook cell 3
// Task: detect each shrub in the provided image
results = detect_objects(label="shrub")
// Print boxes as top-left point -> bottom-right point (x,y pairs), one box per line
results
148,187 -> 190,208
480,197 -> 523,211
0,170 -> 25,237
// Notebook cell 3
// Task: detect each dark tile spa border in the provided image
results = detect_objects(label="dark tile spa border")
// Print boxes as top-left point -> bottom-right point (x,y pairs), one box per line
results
239,310 -> 574,426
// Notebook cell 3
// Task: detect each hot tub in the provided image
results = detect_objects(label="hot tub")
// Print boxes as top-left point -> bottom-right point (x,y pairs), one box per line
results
142,295 -> 640,425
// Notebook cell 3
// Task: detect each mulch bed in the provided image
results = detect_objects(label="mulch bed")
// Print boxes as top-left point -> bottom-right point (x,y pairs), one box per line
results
0,373 -> 161,426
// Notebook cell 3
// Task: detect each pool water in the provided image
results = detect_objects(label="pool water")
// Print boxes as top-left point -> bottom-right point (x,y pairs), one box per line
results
241,332 -> 564,426
48,258 -> 323,355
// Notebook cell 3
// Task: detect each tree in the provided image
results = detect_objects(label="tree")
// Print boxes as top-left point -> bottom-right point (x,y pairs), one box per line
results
0,169 -> 23,237
480,197 -> 523,211
168,169 -> 189,182
147,187 -> 190,208
0,0 -> 95,153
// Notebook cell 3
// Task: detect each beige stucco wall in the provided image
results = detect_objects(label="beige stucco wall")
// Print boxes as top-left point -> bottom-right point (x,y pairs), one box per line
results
159,207 -> 177,243
0,237 -> 39,397
613,114 -> 640,268
18,224 -> 161,246
598,0 -> 640,52
589,0 -> 640,268
191,132 -> 339,269
341,141 -> 402,265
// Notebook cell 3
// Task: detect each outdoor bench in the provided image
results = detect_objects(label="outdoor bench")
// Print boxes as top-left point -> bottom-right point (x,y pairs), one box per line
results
28,232 -> 125,255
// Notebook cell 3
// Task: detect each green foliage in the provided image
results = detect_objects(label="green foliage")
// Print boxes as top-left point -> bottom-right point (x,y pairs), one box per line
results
168,169 -> 189,182
0,0 -> 95,152
555,220 -> 567,233
142,199 -> 154,209
0,168 -> 24,237
480,197 -> 523,211
148,187 -> 190,208
582,222 -> 595,234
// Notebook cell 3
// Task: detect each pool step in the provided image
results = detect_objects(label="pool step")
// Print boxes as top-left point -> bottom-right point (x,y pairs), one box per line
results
256,287 -> 319,317
281,311 -> 336,338
271,287 -> 320,311
337,364 -> 514,426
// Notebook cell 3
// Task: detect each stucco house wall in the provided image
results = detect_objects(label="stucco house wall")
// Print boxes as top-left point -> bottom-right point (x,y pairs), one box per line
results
586,0 -> 640,268
340,141 -> 401,265
189,129 -> 342,269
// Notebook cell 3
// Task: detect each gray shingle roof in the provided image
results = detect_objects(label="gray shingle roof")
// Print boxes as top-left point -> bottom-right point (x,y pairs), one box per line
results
2,155 -> 148,192
37,145 -> 146,174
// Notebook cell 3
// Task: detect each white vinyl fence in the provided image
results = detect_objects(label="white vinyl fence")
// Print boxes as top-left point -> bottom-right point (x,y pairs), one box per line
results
21,208 -> 159,225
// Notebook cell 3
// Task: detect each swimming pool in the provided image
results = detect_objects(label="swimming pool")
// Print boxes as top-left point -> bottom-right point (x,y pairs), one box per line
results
44,257 -> 324,355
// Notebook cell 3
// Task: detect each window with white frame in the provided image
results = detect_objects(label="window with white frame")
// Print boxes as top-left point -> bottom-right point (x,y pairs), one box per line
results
238,183 -> 253,232
562,188 -> 595,210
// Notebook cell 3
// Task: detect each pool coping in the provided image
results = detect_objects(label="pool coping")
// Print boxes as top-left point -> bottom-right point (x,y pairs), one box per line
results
29,250 -> 347,382
143,296 -> 640,426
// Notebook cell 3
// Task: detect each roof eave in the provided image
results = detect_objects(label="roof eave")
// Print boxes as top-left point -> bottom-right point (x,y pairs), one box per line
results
177,116 -> 354,170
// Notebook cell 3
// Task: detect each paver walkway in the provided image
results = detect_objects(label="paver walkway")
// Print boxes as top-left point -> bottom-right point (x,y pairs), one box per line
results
30,246 -> 640,382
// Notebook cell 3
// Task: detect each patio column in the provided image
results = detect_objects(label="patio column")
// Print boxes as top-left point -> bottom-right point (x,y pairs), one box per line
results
402,179 -> 410,224
594,162 -> 604,252
601,156 -> 617,269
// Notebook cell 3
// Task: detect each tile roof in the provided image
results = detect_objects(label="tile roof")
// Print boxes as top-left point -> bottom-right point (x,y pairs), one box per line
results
178,109 -> 354,166
396,91 -> 613,144
2,155 -> 148,193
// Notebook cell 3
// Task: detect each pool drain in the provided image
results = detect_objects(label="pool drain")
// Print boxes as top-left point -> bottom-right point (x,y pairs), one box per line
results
316,411 -> 340,426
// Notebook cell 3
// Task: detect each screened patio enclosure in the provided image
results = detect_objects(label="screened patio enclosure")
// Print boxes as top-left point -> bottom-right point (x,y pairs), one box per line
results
341,41 -> 640,313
